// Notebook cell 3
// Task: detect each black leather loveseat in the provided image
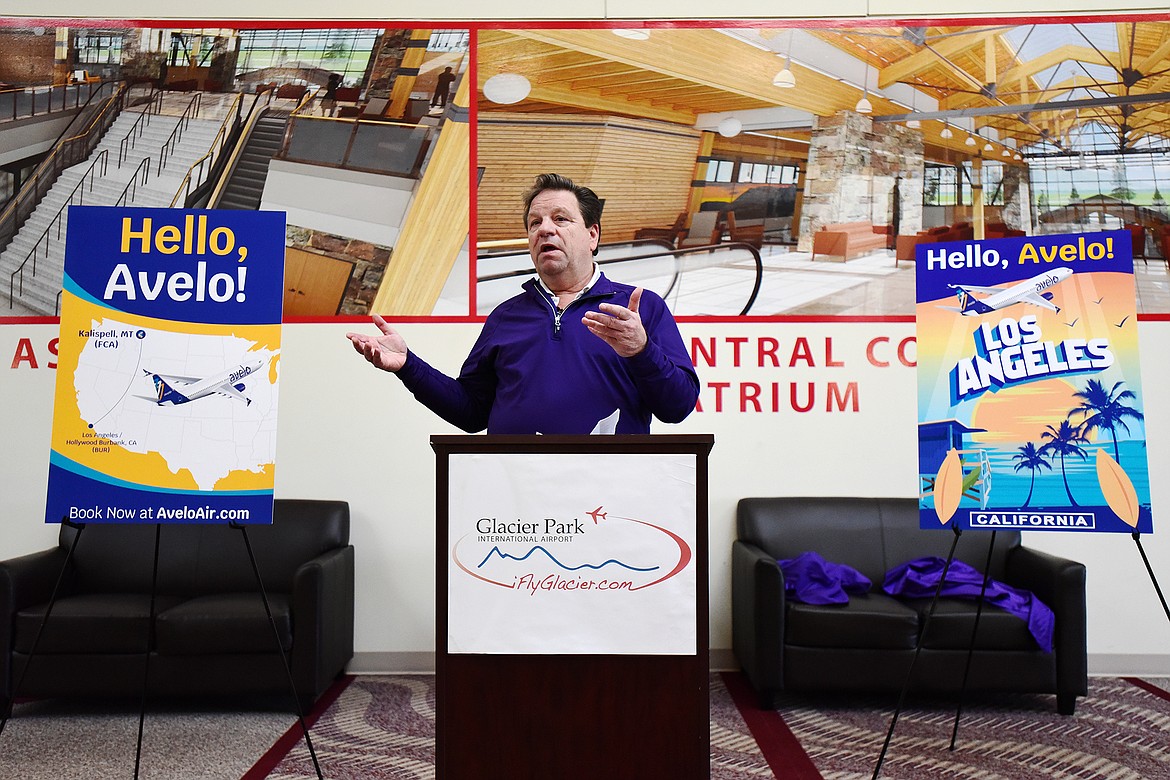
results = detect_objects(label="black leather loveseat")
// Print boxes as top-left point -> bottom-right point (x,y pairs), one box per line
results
733,497 -> 1087,714
0,499 -> 353,710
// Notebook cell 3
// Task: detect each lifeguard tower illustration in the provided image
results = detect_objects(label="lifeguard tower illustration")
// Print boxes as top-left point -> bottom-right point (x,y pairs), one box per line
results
919,419 -> 992,510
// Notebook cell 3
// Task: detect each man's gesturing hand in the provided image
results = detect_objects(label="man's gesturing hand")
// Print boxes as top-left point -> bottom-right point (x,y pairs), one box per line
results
583,287 -> 649,358
345,314 -> 409,372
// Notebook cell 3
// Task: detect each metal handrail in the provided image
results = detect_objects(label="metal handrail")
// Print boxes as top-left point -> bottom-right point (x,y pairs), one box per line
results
277,88 -> 320,154
8,149 -> 110,312
289,88 -> 319,117
115,155 -> 152,207
0,81 -> 126,255
117,90 -> 165,166
156,92 -> 203,176
168,92 -> 243,207
476,240 -> 764,316
279,112 -> 433,178
0,81 -> 100,123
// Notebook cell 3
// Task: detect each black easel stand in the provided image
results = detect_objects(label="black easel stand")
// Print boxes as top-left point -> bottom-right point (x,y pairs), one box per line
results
133,525 -> 162,780
1132,532 -> 1170,625
0,519 -> 86,738
1,520 -> 324,780
231,521 -> 324,780
872,525 -> 963,780
949,530 -> 996,750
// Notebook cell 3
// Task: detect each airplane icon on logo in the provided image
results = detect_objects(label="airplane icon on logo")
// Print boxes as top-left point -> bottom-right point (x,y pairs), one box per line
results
587,506 -> 607,524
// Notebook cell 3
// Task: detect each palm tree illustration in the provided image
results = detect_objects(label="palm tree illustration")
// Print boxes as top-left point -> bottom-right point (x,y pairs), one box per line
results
1071,378 -> 1144,463
1012,442 -> 1051,507
1039,420 -> 1089,506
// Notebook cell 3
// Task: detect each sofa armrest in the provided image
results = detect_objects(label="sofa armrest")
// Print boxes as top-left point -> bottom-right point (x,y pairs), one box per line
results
290,545 -> 355,697
732,540 -> 786,705
1005,545 -> 1088,703
0,548 -> 69,615
0,547 -> 69,700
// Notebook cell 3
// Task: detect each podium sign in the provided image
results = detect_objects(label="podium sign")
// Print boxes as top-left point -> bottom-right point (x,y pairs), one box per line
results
447,450 -> 697,655
434,434 -> 713,780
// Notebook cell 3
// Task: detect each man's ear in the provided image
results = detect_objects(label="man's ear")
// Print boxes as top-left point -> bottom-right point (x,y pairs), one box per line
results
589,224 -> 600,251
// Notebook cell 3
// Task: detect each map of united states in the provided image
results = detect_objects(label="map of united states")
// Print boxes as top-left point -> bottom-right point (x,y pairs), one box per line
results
72,318 -> 279,490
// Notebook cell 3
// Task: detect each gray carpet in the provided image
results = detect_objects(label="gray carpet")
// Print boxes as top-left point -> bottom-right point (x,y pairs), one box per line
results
0,698 -> 295,779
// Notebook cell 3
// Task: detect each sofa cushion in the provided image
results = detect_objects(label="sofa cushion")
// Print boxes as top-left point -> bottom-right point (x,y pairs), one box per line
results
155,593 -> 292,655
785,593 -> 919,649
15,594 -> 184,654
906,598 -> 1043,651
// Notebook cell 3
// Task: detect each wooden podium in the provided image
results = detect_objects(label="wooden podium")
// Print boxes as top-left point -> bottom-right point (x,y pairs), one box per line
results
432,434 -> 713,779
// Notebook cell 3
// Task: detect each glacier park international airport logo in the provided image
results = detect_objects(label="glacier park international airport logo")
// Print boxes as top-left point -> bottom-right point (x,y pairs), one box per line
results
451,505 -> 691,595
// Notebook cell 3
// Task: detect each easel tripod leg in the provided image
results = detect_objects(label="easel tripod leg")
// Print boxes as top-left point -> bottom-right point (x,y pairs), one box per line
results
0,520 -> 86,738
872,525 -> 963,780
232,523 -> 324,780
1132,532 -> 1170,624
949,530 -> 996,750
134,525 -> 162,780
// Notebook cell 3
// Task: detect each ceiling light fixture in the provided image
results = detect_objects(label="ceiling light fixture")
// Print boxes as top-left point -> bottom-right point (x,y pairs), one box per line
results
965,135 -> 977,147
773,28 -> 796,88
717,117 -> 743,137
855,58 -> 873,114
483,73 -> 531,105
940,123 -> 953,139
773,61 -> 796,88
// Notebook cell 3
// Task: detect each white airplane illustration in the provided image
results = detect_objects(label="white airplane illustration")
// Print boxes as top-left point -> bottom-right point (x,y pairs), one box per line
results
141,359 -> 266,406
944,267 -> 1073,316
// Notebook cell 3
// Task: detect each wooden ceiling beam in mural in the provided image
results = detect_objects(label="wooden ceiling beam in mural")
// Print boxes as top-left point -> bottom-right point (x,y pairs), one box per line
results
510,28 -> 830,113
876,28 -> 996,89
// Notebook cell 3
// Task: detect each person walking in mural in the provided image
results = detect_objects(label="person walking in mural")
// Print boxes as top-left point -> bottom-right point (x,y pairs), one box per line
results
431,66 -> 456,108
345,173 -> 699,434
321,73 -> 341,116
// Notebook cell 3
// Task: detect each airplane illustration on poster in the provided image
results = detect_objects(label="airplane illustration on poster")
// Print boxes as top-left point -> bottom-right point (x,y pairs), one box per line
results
140,358 -> 267,406
944,267 -> 1073,316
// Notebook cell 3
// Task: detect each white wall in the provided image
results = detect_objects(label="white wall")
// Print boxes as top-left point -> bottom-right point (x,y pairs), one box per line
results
2,1 -> 1170,675
4,319 -> 1169,673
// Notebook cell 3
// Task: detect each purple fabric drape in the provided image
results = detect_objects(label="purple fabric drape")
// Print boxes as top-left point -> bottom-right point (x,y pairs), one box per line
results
882,556 -> 1054,652
778,551 -> 872,605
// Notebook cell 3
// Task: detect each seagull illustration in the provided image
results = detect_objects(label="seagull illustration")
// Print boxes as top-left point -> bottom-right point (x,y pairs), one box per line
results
1064,317 -> 1079,327
587,506 -> 607,524
1115,315 -> 1130,328
1093,296 -> 1105,304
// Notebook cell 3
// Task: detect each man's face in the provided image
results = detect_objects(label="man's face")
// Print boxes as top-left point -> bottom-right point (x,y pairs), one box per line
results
526,189 -> 599,287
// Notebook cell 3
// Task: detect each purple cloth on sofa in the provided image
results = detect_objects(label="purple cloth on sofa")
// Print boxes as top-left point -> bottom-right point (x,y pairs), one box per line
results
882,556 -> 1054,652
778,551 -> 872,605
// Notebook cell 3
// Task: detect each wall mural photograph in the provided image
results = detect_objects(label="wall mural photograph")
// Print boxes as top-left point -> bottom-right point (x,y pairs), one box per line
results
0,22 -> 470,321
5,19 -> 1170,322
476,22 -> 1170,318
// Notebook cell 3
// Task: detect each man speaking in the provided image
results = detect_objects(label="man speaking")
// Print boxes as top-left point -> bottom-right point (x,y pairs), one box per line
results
346,173 -> 699,434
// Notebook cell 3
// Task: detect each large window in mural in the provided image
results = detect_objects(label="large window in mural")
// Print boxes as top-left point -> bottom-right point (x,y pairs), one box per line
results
5,18 -> 1170,320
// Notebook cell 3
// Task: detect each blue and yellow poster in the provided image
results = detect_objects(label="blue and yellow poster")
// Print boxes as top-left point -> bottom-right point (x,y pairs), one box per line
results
916,231 -> 1152,533
46,207 -> 285,525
